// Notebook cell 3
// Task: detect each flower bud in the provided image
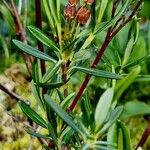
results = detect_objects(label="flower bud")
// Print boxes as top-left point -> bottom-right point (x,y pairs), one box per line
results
76,7 -> 90,25
64,5 -> 76,19
84,0 -> 95,5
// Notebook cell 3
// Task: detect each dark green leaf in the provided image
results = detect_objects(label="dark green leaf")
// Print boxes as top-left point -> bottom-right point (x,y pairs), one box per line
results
47,122 -> 58,145
94,0 -> 129,34
28,26 -> 60,53
13,40 -> 57,63
19,101 -> 47,128
61,92 -> 75,109
72,66 -> 122,79
25,127 -> 50,139
44,95 -> 83,135
118,121 -> 131,150
37,82 -> 63,89
42,60 -> 62,83
31,81 -> 44,110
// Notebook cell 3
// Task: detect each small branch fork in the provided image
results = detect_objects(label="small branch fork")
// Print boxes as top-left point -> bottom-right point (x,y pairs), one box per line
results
68,0 -> 143,111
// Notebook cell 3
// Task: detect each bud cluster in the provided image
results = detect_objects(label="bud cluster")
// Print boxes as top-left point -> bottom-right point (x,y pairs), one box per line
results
64,0 -> 94,25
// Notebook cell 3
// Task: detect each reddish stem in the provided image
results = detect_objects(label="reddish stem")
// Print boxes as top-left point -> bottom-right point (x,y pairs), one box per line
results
68,0 -> 143,111
69,34 -> 111,111
136,121 -> 150,149
35,0 -> 46,75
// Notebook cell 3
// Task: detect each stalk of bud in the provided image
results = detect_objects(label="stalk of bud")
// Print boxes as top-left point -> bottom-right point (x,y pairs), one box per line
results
84,0 -> 95,5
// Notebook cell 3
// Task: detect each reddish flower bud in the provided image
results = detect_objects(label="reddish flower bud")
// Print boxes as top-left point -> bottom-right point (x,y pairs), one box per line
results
69,0 -> 78,6
76,7 -> 90,25
84,0 -> 95,5
64,5 -> 76,19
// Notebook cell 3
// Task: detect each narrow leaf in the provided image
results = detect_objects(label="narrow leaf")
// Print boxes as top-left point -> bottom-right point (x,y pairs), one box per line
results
73,66 -> 122,79
28,26 -> 60,52
47,122 -> 58,145
13,40 -> 57,63
42,60 -> 62,83
19,101 -> 48,128
37,82 -> 63,89
25,127 -> 50,139
44,95 -> 83,134
123,55 -> 150,69
31,81 -> 44,110
118,121 -> 131,150
114,66 -> 141,101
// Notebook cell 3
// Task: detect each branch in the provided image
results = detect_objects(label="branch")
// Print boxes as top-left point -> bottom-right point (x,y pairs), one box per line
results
136,121 -> 150,149
0,83 -> 21,101
2,0 -> 14,15
35,0 -> 46,75
2,0 -> 33,76
68,0 -> 143,111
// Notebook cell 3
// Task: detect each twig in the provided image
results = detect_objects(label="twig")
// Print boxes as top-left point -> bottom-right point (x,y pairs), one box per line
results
136,121 -> 150,149
68,0 -> 143,111
35,0 -> 46,75
2,0 -> 33,76
2,0 -> 14,16
0,83 -> 21,101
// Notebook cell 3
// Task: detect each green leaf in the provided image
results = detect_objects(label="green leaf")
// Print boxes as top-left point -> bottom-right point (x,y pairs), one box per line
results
61,92 -> 75,109
74,49 -> 92,62
118,121 -> 131,150
107,123 -> 118,149
122,37 -> 134,66
28,26 -> 60,53
80,33 -> 95,50
97,0 -> 108,23
47,122 -> 58,145
25,127 -> 50,139
72,66 -> 122,79
135,75 -> 150,82
42,60 -> 62,83
120,101 -> 150,119
123,54 -> 150,69
31,81 -> 44,110
32,59 -> 42,83
118,128 -> 124,150
98,106 -> 123,136
114,66 -> 141,102
37,82 -> 63,89
44,95 -> 83,135
19,101 -> 48,128
13,40 -> 57,63
95,88 -> 114,129
48,0 -> 58,23
43,0 -> 55,34
94,0 -> 129,34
